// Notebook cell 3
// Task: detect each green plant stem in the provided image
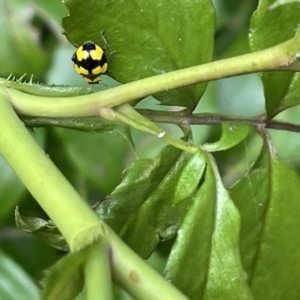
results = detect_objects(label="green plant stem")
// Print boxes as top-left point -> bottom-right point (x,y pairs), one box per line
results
109,229 -> 189,300
137,110 -> 265,126
138,110 -> 300,134
21,111 -> 300,134
0,91 -> 103,251
100,104 -> 198,153
4,35 -> 300,118
0,91 -> 191,300
84,241 -> 113,300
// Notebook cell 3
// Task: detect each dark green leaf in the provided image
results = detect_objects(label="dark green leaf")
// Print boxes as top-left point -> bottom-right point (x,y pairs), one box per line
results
95,146 -> 206,258
203,122 -> 252,152
15,208 -> 68,252
249,0 -> 300,117
62,0 -> 215,109
230,146 -> 300,300
165,153 -> 252,300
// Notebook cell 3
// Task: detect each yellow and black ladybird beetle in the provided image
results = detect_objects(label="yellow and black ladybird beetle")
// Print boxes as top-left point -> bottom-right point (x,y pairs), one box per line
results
71,31 -> 109,84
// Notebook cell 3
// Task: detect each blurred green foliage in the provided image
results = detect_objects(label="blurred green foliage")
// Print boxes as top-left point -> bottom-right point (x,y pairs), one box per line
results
1,0 -> 300,299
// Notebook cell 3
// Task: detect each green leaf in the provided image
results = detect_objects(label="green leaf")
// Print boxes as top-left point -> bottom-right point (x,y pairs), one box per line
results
95,145 -> 206,258
249,0 -> 300,117
15,207 -> 68,251
203,122 -> 252,152
0,249 -> 40,300
269,0 -> 300,9
165,153 -> 252,300
230,146 -> 300,299
173,150 -> 206,202
41,247 -> 89,300
23,116 -> 134,150
62,0 -> 215,109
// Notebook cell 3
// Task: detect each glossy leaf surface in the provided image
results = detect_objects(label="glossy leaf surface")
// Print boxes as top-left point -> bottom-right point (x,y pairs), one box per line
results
230,146 -> 300,300
95,146 -> 206,258
165,154 -> 252,300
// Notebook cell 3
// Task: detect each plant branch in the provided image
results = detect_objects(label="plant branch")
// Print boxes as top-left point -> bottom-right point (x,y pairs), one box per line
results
84,241 -> 113,300
99,104 -> 198,153
109,229 -> 189,300
0,90 -> 191,300
0,90 -> 103,251
2,34 -> 300,118
138,110 -> 300,134
137,110 -> 264,126
21,110 -> 300,134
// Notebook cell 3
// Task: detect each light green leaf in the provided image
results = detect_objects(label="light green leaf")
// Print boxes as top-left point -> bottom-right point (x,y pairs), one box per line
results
269,0 -> 300,9
203,122 -> 252,152
174,150 -> 206,202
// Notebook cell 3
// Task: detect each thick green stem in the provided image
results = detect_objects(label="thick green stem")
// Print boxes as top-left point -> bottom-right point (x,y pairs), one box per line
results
100,104 -> 198,153
5,36 -> 300,118
0,91 -> 102,251
109,229 -> 189,300
84,241 -> 113,300
0,91 -> 190,300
